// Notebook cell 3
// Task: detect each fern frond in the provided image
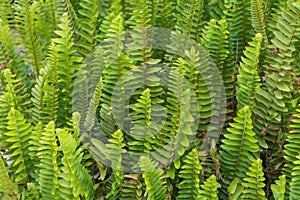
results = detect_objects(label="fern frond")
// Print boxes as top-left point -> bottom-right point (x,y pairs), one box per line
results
31,51 -> 59,126
128,88 -> 155,156
0,154 -> 18,200
126,0 -> 157,65
176,148 -> 202,200
76,0 -> 99,55
139,156 -> 167,200
151,61 -> 195,167
290,154 -> 300,200
14,0 -> 45,78
5,108 -> 32,184
219,106 -> 259,182
106,129 -> 126,199
236,33 -> 262,109
57,127 -> 94,200
251,0 -> 268,45
35,0 -> 65,43
271,175 -> 286,200
37,121 -> 59,199
200,174 -> 221,200
156,0 -> 176,29
283,105 -> 300,196
241,158 -> 266,200
120,174 -> 143,200
202,18 -> 232,109
175,0 -> 205,42
224,0 -> 252,60
52,13 -> 83,123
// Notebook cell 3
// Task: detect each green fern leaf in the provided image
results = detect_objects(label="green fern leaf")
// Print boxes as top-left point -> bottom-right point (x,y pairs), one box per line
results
250,0 -> 268,45
0,154 -> 18,200
237,33 -> 263,109
57,127 -> 94,200
37,121 -> 60,199
139,156 -> 167,200
219,106 -> 259,182
290,154 -> 300,200
200,174 -> 221,200
14,0 -> 45,78
52,13 -> 83,124
5,108 -> 32,184
241,158 -> 266,200
177,148 -> 202,200
271,175 -> 286,200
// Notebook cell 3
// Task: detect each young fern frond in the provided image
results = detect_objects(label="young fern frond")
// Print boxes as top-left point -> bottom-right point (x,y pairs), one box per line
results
219,106 -> 259,182
31,46 -> 59,126
241,158 -> 266,200
37,121 -> 60,199
176,148 -> 202,200
106,129 -> 126,200
139,156 -> 167,200
236,33 -> 262,110
128,88 -> 155,156
0,154 -> 18,200
271,175 -> 286,200
200,174 -> 221,200
52,13 -> 82,124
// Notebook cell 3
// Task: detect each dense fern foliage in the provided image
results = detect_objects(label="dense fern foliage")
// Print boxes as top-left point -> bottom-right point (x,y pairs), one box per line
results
0,0 -> 300,199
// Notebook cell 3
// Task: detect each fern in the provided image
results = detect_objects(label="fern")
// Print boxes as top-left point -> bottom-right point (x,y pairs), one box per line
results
200,174 -> 221,200
177,148 -> 202,200
250,0 -> 268,45
151,61 -> 195,167
31,45 -> 59,126
139,156 -> 167,200
283,105 -> 300,197
76,0 -> 99,55
224,0 -> 252,60
52,13 -> 83,124
271,175 -> 286,200
5,108 -> 32,184
174,0 -> 205,42
37,121 -> 59,199
290,154 -> 300,200
252,0 -> 300,180
241,158 -> 266,200
202,18 -> 232,119
120,174 -> 143,200
219,106 -> 259,182
128,88 -> 156,156
0,154 -> 18,200
57,127 -> 94,200
106,129 -> 127,199
14,0 -> 45,78
236,33 -> 262,110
